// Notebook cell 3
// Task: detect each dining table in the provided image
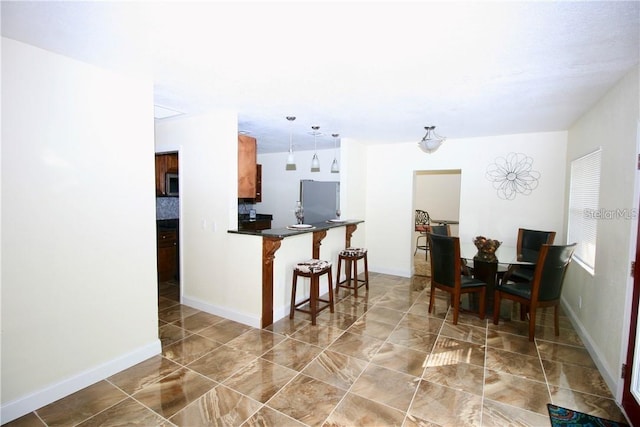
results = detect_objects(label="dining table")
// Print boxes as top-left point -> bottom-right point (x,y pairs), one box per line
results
459,242 -> 534,266
458,242 -> 535,317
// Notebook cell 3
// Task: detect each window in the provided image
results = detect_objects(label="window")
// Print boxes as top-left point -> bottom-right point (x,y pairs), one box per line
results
567,148 -> 602,275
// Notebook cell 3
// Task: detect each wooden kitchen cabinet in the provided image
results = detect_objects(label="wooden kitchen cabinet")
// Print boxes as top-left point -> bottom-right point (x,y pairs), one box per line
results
155,152 -> 179,196
238,219 -> 271,231
157,229 -> 178,281
238,135 -> 257,198
238,213 -> 272,231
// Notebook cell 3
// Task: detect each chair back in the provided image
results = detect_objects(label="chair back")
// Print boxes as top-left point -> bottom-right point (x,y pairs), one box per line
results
430,224 -> 450,236
415,210 -> 431,232
428,233 -> 460,289
518,228 -> 556,262
532,243 -> 576,301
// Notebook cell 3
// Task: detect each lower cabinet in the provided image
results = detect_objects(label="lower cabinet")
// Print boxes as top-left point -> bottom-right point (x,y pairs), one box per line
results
157,229 -> 178,281
238,219 -> 272,231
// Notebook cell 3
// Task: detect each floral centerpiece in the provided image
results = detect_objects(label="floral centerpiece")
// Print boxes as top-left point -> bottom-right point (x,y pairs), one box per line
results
473,236 -> 501,262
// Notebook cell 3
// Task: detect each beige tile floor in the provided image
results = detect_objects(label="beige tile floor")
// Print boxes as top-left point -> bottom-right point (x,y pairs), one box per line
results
6,256 -> 630,426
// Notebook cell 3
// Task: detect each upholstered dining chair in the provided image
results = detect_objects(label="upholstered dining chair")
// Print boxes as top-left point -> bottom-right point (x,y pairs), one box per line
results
414,210 -> 431,257
428,233 -> 488,324
429,224 -> 451,236
502,228 -> 556,284
493,243 -> 576,341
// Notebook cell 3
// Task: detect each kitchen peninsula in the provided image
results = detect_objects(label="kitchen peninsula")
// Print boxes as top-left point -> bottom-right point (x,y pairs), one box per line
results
229,219 -> 363,327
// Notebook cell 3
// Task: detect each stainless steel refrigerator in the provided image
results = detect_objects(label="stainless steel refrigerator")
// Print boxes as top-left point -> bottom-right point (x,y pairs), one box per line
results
300,180 -> 340,224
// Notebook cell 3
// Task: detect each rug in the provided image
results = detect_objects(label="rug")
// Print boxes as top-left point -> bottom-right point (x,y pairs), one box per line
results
547,404 -> 629,427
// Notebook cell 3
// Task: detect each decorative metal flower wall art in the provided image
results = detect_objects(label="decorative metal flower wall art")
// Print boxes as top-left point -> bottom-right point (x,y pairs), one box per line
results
485,152 -> 540,200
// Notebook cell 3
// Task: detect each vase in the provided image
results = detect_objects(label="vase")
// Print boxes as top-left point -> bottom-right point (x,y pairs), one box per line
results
474,252 -> 498,263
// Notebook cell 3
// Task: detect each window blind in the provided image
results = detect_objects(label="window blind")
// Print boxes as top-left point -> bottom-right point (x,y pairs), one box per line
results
567,148 -> 601,274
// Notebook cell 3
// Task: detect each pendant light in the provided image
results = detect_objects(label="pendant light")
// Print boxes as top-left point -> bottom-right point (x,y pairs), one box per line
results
285,116 -> 296,170
330,133 -> 340,173
311,125 -> 320,172
418,125 -> 446,154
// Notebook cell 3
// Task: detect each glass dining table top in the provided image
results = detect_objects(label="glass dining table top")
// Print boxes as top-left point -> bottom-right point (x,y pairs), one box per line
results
459,242 -> 534,266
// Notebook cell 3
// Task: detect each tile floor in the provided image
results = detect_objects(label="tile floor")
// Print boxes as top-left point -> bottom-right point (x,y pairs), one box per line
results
6,258 -> 630,426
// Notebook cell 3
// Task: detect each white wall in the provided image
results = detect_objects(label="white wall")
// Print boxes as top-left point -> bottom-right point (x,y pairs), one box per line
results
339,137 -> 368,252
155,113 -> 264,327
563,65 -> 639,397
1,38 -> 159,422
364,132 -> 568,277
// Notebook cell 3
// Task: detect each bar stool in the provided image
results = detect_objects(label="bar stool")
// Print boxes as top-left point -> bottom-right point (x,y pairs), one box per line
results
290,259 -> 334,325
336,248 -> 369,298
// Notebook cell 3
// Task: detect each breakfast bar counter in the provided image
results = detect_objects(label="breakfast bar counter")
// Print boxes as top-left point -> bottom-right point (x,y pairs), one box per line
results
228,220 -> 364,327
228,219 -> 363,239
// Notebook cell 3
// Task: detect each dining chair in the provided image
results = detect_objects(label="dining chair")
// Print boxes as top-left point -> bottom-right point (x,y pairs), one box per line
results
414,209 -> 431,257
428,233 -> 487,324
429,224 -> 451,236
493,243 -> 576,341
503,228 -> 556,284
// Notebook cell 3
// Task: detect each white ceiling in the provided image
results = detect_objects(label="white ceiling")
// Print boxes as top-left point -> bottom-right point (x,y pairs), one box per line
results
2,1 -> 638,153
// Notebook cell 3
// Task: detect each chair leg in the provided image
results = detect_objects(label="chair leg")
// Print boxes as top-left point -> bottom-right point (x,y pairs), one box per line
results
290,271 -> 297,319
452,290 -> 461,325
478,288 -> 486,320
310,275 -> 318,325
335,257 -> 343,293
353,258 -> 359,298
528,305 -> 537,341
364,254 -> 369,290
425,235 -> 429,261
492,291 -> 501,325
428,284 -> 436,314
328,267 -> 334,313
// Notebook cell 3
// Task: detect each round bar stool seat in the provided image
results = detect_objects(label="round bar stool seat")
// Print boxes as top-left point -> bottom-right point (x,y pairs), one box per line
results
290,259 -> 334,325
336,248 -> 369,298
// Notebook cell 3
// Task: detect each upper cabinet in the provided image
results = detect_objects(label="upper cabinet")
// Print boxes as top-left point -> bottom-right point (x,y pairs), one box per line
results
155,152 -> 179,196
238,134 -> 257,198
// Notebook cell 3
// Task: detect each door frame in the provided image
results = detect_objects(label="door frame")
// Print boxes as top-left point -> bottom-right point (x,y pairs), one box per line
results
622,195 -> 640,422
621,128 -> 640,423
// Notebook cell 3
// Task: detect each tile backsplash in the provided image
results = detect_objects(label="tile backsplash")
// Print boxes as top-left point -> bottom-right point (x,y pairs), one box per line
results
156,197 -> 179,219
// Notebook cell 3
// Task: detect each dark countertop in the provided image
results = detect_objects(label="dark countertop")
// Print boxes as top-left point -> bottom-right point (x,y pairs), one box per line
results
157,218 -> 179,231
228,219 -> 363,238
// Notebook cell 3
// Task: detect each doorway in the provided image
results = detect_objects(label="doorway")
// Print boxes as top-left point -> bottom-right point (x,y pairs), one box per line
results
412,169 -> 462,278
155,151 -> 181,303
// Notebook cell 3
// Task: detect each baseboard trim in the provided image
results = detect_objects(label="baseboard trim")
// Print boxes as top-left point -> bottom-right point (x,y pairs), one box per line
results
561,296 -> 619,400
181,295 -> 261,328
1,339 -> 161,424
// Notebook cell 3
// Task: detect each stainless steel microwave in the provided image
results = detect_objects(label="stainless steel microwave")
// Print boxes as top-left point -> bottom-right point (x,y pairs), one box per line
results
165,173 -> 179,196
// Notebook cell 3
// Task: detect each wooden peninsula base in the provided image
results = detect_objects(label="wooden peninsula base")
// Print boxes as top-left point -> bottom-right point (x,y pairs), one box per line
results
259,222 -> 361,328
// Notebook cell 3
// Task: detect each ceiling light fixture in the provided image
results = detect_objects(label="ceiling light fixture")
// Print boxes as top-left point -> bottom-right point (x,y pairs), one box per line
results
331,133 -> 340,173
311,126 -> 321,172
418,126 -> 446,154
285,116 -> 296,170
